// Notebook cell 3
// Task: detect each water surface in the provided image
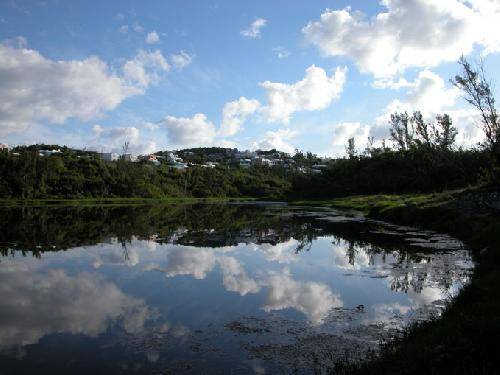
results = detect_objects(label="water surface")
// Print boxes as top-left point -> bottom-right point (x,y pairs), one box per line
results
0,203 -> 473,374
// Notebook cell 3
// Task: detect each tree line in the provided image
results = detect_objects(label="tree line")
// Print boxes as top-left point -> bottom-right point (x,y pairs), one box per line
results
0,57 -> 498,200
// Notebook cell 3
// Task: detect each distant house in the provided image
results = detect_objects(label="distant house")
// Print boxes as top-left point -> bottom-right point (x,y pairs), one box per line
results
39,149 -> 62,157
254,157 -> 275,166
146,154 -> 160,165
122,153 -> 137,162
100,152 -> 119,162
202,162 -> 218,168
239,159 -> 252,168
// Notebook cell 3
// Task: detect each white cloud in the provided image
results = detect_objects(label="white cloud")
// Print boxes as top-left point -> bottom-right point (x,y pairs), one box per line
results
145,31 -> 160,44
0,41 -> 143,136
260,65 -> 347,124
90,125 -> 157,155
162,247 -> 216,279
373,69 -> 484,146
303,0 -> 500,78
241,18 -> 267,39
374,70 -> 459,134
253,128 -> 297,153
385,70 -> 459,116
142,121 -> 160,130
249,239 -> 301,264
170,51 -> 193,70
332,122 -> 370,147
118,25 -> 129,34
0,264 -> 151,349
262,269 -> 343,324
122,49 -> 170,89
273,46 -> 290,59
163,113 -> 216,146
218,256 -> 261,296
219,97 -> 261,137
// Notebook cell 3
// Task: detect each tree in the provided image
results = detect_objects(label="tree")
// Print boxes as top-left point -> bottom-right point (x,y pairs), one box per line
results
434,114 -> 458,151
413,111 -> 433,150
451,56 -> 499,148
346,137 -> 356,159
389,112 -> 414,151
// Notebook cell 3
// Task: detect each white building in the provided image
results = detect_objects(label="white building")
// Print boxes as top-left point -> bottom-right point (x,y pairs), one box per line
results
39,149 -> 62,157
100,152 -> 119,162
122,153 -> 137,162
0,143 -> 9,151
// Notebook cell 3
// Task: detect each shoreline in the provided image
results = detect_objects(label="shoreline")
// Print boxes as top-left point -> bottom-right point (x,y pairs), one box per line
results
0,196 -> 257,207
291,189 -> 499,374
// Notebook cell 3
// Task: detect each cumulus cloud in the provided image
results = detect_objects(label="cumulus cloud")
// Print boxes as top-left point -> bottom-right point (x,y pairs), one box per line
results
262,269 -> 343,324
332,122 -> 370,148
122,49 -> 170,89
384,70 -> 459,116
145,31 -> 160,44
241,18 -> 267,39
260,65 -> 347,124
253,128 -> 297,153
219,97 -> 261,137
163,113 -> 216,146
0,264 -> 151,349
170,51 -> 193,70
0,41 -> 141,136
249,239 -> 301,264
89,125 -> 157,155
0,41 -> 175,137
218,256 -> 261,296
162,247 -> 216,279
372,69 -> 483,146
303,0 -> 500,78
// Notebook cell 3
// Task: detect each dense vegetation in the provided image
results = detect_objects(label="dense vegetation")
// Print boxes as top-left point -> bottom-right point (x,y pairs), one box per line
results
0,147 -> 292,199
1,139 -> 493,201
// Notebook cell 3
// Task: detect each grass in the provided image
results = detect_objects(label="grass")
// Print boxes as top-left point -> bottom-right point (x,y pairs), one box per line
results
0,196 -> 257,208
293,187 -> 500,374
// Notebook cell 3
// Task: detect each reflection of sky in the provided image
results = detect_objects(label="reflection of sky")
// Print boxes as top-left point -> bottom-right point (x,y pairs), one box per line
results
0,258 -> 151,350
0,233 -> 472,351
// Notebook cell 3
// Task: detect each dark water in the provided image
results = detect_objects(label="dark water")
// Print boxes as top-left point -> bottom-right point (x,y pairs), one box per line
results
0,203 -> 473,374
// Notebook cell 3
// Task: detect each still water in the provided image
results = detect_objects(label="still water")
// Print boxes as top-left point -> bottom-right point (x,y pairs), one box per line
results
0,203 -> 473,374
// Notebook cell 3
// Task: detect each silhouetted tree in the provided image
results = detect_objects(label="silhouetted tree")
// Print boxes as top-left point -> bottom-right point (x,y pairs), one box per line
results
452,56 -> 499,148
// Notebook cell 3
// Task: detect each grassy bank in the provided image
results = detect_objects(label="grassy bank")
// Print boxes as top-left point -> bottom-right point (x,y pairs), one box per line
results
294,188 -> 500,374
0,196 -> 256,208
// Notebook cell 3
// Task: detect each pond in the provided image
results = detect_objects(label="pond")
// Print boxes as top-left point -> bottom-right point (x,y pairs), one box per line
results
0,203 -> 473,374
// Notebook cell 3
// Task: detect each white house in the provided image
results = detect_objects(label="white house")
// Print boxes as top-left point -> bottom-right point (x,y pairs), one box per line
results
39,149 -> 62,157
100,152 -> 119,162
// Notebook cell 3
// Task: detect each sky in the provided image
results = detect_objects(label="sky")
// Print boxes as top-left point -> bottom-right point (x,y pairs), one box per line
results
1,0 -> 500,156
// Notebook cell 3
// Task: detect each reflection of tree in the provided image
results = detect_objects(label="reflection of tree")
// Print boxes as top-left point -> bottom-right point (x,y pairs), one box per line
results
0,204 -> 318,256
0,205 -> 472,299
333,234 -> 470,296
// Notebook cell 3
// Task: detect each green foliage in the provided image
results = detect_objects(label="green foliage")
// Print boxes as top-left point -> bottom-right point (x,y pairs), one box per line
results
0,148 -> 291,199
291,148 -> 489,199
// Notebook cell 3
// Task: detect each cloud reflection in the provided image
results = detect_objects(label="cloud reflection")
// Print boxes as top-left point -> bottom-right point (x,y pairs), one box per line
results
0,261 -> 152,349
262,269 -> 343,324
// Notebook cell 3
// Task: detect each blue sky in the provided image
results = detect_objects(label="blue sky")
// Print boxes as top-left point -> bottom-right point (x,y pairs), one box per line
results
1,0 -> 500,156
